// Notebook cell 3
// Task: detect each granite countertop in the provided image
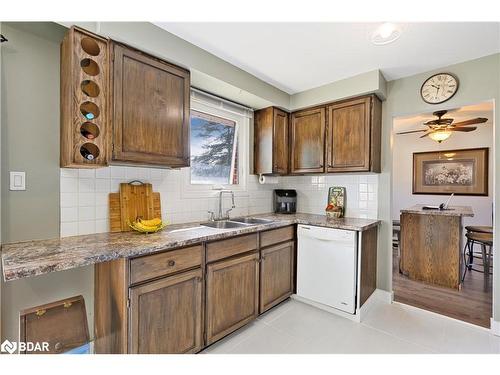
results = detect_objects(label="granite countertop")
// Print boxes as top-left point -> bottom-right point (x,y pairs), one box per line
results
1,213 -> 380,282
400,205 -> 474,217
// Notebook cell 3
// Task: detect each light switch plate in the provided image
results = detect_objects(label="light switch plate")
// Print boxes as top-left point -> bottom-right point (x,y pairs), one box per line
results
10,171 -> 26,191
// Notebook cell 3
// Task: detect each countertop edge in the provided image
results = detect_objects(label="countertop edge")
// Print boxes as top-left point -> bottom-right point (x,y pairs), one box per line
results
2,214 -> 381,282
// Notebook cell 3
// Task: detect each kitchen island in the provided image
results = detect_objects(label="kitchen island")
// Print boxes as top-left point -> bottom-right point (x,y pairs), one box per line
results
400,205 -> 474,289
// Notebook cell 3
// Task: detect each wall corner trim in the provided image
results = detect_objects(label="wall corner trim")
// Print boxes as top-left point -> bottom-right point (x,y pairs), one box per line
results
491,318 -> 500,336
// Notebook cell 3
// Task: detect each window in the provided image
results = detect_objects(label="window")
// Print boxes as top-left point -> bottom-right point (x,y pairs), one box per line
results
190,110 -> 239,185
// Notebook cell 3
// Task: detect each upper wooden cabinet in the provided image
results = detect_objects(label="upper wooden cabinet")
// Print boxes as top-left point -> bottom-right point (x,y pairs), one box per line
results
326,95 -> 381,173
111,43 -> 191,167
61,27 -> 191,169
254,107 -> 289,175
60,27 -> 111,168
290,107 -> 326,174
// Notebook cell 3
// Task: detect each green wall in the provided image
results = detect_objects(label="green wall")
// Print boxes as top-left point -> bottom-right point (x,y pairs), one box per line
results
378,53 -> 500,323
289,70 -> 386,110
0,22 -> 94,343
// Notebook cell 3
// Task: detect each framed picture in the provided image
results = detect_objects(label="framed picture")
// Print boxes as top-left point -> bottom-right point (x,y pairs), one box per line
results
413,147 -> 488,196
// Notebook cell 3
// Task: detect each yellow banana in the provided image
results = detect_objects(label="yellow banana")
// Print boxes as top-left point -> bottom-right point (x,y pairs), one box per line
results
134,222 -> 159,231
139,218 -> 162,227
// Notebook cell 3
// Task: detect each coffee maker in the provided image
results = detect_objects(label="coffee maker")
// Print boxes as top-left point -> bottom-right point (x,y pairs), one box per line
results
274,189 -> 297,214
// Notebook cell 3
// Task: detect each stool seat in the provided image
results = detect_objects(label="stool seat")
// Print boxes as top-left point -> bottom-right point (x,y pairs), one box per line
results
463,229 -> 493,284
465,225 -> 493,234
466,231 -> 493,245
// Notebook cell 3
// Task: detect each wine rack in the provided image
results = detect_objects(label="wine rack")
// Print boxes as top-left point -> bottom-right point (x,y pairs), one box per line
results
60,26 -> 109,168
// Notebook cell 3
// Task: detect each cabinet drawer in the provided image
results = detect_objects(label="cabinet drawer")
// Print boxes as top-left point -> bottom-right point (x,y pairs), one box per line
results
206,233 -> 258,263
260,226 -> 294,248
130,245 -> 202,285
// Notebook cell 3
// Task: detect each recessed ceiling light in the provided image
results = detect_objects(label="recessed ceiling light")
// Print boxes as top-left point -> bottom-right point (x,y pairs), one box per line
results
371,23 -> 402,45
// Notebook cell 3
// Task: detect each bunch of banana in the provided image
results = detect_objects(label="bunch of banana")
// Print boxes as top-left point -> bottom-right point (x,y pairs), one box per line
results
129,217 -> 167,233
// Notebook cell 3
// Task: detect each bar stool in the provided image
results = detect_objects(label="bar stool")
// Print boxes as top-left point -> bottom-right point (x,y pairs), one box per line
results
393,220 -> 402,273
462,227 -> 493,284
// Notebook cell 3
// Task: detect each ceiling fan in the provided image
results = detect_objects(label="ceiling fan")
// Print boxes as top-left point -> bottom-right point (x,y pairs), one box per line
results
397,110 -> 488,143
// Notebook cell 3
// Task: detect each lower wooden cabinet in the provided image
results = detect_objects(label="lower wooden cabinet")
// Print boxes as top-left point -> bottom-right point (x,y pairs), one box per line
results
260,241 -> 295,313
94,228 -> 297,354
128,269 -> 203,354
205,252 -> 260,345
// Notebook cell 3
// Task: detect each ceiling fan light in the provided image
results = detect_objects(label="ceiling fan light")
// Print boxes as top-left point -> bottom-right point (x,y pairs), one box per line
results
429,130 -> 452,143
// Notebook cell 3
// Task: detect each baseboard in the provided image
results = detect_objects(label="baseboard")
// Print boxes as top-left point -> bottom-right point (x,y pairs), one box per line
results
491,318 -> 500,336
372,289 -> 393,303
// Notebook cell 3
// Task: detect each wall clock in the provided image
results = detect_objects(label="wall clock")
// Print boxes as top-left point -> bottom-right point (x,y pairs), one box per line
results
420,73 -> 459,104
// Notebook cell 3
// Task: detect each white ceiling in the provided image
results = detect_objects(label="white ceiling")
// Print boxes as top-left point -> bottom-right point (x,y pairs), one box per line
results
155,22 -> 500,94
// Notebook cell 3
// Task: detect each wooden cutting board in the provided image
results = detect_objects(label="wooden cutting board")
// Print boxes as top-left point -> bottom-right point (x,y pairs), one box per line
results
109,181 -> 162,232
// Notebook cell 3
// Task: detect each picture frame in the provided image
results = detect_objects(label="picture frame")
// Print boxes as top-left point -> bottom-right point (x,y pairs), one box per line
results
412,147 -> 488,196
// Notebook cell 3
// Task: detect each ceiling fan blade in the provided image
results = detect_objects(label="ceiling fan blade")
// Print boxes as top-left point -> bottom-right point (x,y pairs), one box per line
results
397,129 -> 427,135
419,131 -> 433,139
452,118 -> 488,127
451,126 -> 477,132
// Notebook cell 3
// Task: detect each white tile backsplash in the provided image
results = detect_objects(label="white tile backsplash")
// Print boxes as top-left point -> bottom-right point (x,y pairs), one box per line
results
59,166 -> 379,238
59,166 -> 275,237
279,174 -> 379,219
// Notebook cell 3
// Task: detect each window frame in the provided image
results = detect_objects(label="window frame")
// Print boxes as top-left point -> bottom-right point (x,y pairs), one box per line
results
181,95 -> 250,198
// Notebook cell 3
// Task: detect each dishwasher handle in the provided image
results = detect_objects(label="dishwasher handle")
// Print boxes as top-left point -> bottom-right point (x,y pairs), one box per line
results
298,224 -> 356,243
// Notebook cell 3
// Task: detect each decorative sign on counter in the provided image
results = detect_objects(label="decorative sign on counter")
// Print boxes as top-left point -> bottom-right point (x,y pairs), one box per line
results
326,187 -> 346,218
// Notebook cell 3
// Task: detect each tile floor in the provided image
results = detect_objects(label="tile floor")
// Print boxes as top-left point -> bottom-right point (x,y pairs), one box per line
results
202,298 -> 500,354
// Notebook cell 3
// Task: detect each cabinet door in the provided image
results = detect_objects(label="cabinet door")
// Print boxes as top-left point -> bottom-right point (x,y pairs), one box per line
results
273,108 -> 289,174
205,252 -> 259,345
112,43 -> 190,167
129,269 -> 203,354
290,108 -> 325,173
327,97 -> 371,172
260,241 -> 295,313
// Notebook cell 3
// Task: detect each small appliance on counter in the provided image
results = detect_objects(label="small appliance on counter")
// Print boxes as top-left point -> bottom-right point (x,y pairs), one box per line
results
274,189 -> 297,214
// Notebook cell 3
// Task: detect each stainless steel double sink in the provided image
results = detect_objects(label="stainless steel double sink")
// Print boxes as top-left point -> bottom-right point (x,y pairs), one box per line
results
201,217 -> 274,229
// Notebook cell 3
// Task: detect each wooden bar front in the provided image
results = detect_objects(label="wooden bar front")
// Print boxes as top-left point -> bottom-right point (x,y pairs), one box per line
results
400,206 -> 473,289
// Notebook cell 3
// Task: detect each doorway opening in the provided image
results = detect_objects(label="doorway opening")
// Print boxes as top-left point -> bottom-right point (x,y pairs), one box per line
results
391,101 -> 494,328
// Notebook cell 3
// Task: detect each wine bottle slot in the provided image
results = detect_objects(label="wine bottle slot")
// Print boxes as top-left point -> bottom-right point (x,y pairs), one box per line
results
80,143 -> 100,161
80,122 -> 100,139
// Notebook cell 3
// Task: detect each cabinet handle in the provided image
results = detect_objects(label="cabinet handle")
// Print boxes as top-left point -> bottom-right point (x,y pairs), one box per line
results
167,260 -> 175,267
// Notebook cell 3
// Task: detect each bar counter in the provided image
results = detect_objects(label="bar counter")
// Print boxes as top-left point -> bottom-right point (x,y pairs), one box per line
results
400,205 -> 474,289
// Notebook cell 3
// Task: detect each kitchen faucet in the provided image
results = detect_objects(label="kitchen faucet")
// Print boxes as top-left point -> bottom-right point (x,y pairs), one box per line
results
210,190 -> 235,220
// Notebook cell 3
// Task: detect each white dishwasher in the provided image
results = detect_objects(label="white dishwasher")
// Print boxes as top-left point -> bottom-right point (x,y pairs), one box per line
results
296,224 -> 358,314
